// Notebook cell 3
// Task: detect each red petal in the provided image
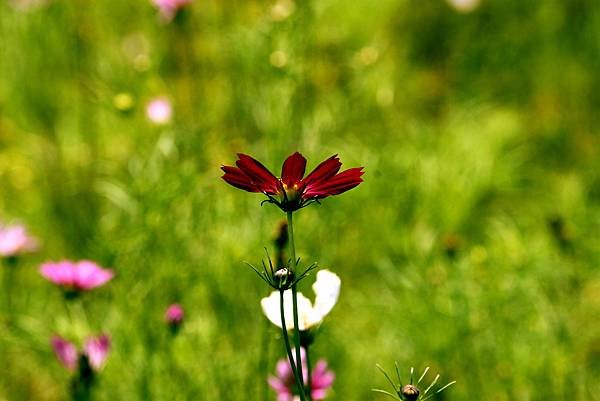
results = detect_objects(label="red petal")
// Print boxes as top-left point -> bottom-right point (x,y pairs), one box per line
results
281,152 -> 307,187
303,167 -> 364,198
221,166 -> 261,192
303,155 -> 342,187
235,154 -> 279,194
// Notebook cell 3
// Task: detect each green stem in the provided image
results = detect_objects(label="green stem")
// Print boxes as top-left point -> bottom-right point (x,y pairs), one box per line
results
286,211 -> 308,400
71,374 -> 93,401
305,342 -> 313,401
279,290 -> 306,401
291,285 -> 306,390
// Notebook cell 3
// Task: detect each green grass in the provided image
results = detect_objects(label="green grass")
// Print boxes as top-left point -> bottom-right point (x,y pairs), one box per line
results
1,0 -> 599,400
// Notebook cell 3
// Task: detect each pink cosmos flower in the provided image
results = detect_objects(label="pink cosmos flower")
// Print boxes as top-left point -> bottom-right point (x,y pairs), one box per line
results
146,97 -> 173,124
268,348 -> 335,401
165,303 -> 184,325
0,224 -> 38,257
52,334 -> 111,372
152,0 -> 193,22
84,335 -> 111,371
51,336 -> 79,371
40,260 -> 114,292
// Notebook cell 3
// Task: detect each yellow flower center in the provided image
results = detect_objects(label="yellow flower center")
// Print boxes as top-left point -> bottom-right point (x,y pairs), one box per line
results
280,182 -> 300,203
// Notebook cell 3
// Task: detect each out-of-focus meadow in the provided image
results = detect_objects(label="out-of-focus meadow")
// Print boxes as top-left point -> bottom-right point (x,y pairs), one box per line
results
1,0 -> 600,399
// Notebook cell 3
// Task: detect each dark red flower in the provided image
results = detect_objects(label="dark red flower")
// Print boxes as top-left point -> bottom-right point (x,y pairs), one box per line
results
221,152 -> 364,211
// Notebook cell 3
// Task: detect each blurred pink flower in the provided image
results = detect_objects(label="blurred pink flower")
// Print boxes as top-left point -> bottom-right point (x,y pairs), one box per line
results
8,0 -> 50,12
310,361 -> 335,400
84,335 -> 111,370
51,336 -> 79,371
268,347 -> 335,401
52,334 -> 110,372
152,0 -> 193,22
146,97 -> 173,124
165,303 -> 184,325
0,224 -> 38,257
40,260 -> 114,291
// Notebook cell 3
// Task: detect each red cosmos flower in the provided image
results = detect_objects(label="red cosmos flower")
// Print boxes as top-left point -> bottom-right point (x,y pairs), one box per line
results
221,152 -> 364,212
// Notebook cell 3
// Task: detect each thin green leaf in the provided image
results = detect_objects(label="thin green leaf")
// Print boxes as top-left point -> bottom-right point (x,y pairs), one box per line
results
372,389 -> 400,400
423,374 -> 440,395
436,381 -> 456,393
394,361 -> 403,388
376,364 -> 398,391
418,367 -> 430,384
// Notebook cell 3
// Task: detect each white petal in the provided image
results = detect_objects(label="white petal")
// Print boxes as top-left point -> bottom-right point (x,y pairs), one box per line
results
261,290 -> 314,331
312,270 -> 341,322
261,291 -> 285,329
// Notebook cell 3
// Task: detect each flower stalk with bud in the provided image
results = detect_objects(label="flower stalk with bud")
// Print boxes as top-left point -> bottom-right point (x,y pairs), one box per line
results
222,151 -> 363,401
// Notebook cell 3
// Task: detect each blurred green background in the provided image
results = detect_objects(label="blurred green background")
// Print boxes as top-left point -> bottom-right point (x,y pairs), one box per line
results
1,0 -> 599,400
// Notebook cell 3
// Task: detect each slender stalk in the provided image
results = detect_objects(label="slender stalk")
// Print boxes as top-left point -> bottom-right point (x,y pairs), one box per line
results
279,290 -> 306,401
305,342 -> 313,401
71,381 -> 92,401
286,211 -> 307,399
291,285 -> 306,390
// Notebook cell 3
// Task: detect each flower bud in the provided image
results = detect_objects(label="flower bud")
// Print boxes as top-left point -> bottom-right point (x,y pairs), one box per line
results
165,303 -> 185,334
401,384 -> 420,401
274,268 -> 294,287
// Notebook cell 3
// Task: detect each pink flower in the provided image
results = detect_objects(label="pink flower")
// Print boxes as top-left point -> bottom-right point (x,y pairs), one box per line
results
310,361 -> 335,400
268,348 -> 335,401
51,336 -> 79,371
152,0 -> 193,22
0,224 -> 38,257
84,335 -> 111,371
40,260 -> 114,292
52,334 -> 111,372
164,303 -> 184,325
146,97 -> 173,124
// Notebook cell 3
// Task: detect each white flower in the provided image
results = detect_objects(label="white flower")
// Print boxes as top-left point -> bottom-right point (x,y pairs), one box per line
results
261,270 -> 341,331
